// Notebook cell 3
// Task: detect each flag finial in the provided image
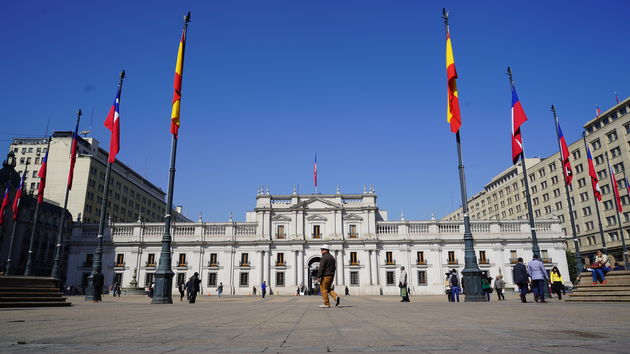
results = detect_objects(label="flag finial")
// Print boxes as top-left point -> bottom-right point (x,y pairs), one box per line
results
184,11 -> 191,24
120,70 -> 126,79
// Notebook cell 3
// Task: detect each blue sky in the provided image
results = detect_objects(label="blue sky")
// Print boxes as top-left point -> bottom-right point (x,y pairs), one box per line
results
1,1 -> 629,221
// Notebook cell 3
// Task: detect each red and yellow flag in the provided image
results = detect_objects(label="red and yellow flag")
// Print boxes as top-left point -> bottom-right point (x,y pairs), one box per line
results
446,31 -> 461,133
171,28 -> 187,137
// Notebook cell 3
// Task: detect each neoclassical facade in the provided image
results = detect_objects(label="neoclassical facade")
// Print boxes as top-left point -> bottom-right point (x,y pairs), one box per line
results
66,190 -> 570,296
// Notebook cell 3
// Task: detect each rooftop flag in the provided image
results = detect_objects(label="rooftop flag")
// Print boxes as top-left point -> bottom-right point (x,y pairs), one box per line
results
170,22 -> 189,137
556,123 -> 573,185
445,28 -> 461,133
596,105 -> 601,119
587,147 -> 602,201
12,170 -> 26,221
0,187 -> 9,225
314,154 -> 318,188
609,163 -> 623,213
511,85 -> 528,165
104,73 -> 124,163
37,146 -> 49,204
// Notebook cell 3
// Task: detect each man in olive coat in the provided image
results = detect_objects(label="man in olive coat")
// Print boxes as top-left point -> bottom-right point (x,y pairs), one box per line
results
512,257 -> 529,303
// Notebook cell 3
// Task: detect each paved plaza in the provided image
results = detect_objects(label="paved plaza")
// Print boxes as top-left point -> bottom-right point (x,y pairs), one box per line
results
1,293 -> 629,353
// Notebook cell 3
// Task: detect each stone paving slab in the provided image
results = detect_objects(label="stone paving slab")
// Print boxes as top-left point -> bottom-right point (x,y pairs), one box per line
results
0,294 -> 629,353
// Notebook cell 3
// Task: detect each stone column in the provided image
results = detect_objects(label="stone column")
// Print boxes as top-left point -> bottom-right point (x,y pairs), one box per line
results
339,249 -> 345,286
293,250 -> 298,286
371,249 -> 379,285
263,250 -> 270,285
298,250 -> 304,286
368,250 -> 373,285
259,250 -> 264,286
334,250 -> 339,285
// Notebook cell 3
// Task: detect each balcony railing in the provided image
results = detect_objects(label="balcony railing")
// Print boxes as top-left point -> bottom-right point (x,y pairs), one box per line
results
239,261 -> 250,267
416,259 -> 426,265
275,261 -> 286,266
509,257 -> 519,264
385,260 -> 396,265
276,234 -> 286,239
208,261 -> 219,267
348,233 -> 358,238
145,262 -> 156,268
479,259 -> 490,264
447,259 -> 458,265
542,257 -> 552,263
176,262 -> 187,268
114,262 -> 125,268
349,260 -> 360,266
312,234 -> 322,239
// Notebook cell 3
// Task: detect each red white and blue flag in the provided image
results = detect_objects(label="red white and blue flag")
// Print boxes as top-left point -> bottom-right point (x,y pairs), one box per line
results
67,119 -> 80,190
314,154 -> 318,188
596,105 -> 601,119
12,170 -> 26,221
587,147 -> 602,201
511,86 -> 528,165
556,123 -> 573,185
104,84 -> 122,163
37,145 -> 49,204
0,187 -> 9,225
609,163 -> 623,213
625,177 -> 630,198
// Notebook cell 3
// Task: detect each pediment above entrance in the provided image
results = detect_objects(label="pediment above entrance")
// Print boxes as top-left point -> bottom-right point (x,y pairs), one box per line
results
344,214 -> 362,221
306,214 -> 328,221
291,197 -> 340,210
271,214 -> 291,222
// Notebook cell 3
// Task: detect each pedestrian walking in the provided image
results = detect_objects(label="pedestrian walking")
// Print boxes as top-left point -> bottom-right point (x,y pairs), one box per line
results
345,285 -> 350,296
317,245 -> 340,308
481,271 -> 491,301
494,275 -> 506,300
550,266 -> 564,300
512,257 -> 529,303
261,281 -> 267,298
399,266 -> 409,302
444,273 -> 452,302
93,270 -> 104,303
449,269 -> 460,302
527,254 -> 549,303
188,272 -> 201,304
252,285 -> 257,296
148,282 -> 154,298
185,278 -> 192,301
178,281 -> 185,301
217,282 -> 223,298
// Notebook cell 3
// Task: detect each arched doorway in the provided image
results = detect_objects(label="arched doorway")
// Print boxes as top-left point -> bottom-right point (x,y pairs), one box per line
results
307,256 -> 321,295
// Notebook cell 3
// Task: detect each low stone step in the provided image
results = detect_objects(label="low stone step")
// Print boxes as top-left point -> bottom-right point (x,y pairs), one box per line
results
0,297 -> 68,302
570,291 -> 630,296
565,296 -> 630,302
0,287 -> 61,292
0,301 -> 72,308
0,292 -> 63,297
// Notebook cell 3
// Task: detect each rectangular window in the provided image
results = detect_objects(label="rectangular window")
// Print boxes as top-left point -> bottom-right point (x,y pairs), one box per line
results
178,253 -> 186,267
592,139 -> 601,150
350,252 -> 358,265
209,253 -> 218,266
417,271 -> 427,285
575,164 -> 584,174
386,271 -> 395,286
479,251 -> 487,264
417,251 -> 425,264
607,131 -> 618,143
350,271 -> 359,285
541,250 -> 550,263
240,253 -> 249,266
276,252 -> 285,266
312,225 -> 321,238
447,251 -> 457,264
276,272 -> 285,286
572,149 -> 581,159
276,225 -> 285,239
582,206 -> 591,216
606,216 -> 617,226
551,176 -> 559,185
116,254 -> 124,267
208,272 -> 217,286
239,272 -> 249,287
604,200 -> 613,210
147,253 -> 156,266
349,224 -> 357,238
510,250 -> 517,263
84,253 -> 93,267
385,251 -> 394,265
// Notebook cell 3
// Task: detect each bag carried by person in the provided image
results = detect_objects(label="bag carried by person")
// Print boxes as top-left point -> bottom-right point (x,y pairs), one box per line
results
590,262 -> 602,269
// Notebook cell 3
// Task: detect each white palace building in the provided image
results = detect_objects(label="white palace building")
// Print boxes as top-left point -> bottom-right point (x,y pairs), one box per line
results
65,189 -> 571,296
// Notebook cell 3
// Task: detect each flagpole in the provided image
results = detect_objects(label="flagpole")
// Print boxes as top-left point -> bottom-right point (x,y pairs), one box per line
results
51,109 -> 82,281
582,132 -> 607,254
24,137 -> 51,276
442,8 -> 484,302
153,12 -> 190,304
550,105 -> 584,274
606,152 -> 629,269
507,68 -> 543,263
85,71 -> 125,301
5,164 -> 28,275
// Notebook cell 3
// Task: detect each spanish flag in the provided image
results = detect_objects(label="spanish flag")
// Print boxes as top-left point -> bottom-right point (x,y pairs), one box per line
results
171,22 -> 188,137
446,30 -> 461,133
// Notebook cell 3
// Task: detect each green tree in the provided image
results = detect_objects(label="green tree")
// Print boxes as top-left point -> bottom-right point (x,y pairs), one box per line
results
566,250 -> 578,282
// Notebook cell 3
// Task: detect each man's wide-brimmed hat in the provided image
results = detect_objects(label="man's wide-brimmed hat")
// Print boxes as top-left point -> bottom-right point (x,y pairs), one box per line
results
320,244 -> 331,250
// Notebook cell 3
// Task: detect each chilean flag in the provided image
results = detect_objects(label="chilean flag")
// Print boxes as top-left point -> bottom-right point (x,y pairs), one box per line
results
314,154 -> 318,188
511,86 -> 528,165
104,83 -> 122,163
609,163 -> 623,213
0,187 -> 9,225
587,147 -> 602,201
67,118 -> 80,190
556,123 -> 573,185
12,170 -> 26,221
596,105 -> 601,119
37,145 -> 49,204
625,177 -> 630,198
